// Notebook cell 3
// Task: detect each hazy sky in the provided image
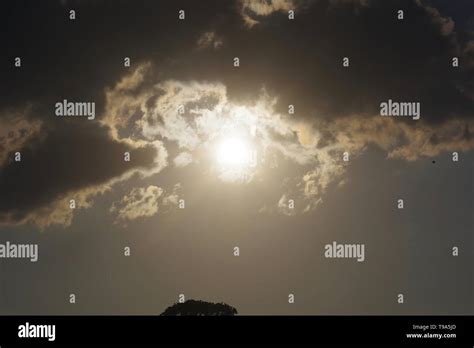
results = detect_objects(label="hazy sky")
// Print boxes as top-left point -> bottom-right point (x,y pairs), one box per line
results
0,0 -> 473,315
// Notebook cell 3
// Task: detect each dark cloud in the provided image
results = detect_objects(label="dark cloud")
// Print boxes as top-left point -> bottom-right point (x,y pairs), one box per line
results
184,0 -> 474,123
0,0 -> 234,119
2,0 -> 472,124
0,120 -> 162,226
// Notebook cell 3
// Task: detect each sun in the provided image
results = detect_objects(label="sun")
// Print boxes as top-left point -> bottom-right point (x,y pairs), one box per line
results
214,133 -> 257,182
217,137 -> 252,168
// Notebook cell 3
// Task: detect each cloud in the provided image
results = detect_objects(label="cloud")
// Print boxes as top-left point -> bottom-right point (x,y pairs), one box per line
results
103,63 -> 474,216
103,69 -> 228,151
3,0 -> 472,225
103,65 -> 349,211
277,193 -> 297,216
316,116 -> 474,161
0,109 -> 43,167
110,185 -> 164,223
197,31 -> 223,50
161,183 -> 183,209
110,183 -> 182,224
103,67 -> 320,182
2,50 -> 466,226
416,0 -> 455,36
239,0 -> 302,27
261,113 -> 474,214
21,185 -> 105,229
0,119 -> 167,229
173,152 -> 194,167
189,0 -> 474,126
4,0 -> 472,128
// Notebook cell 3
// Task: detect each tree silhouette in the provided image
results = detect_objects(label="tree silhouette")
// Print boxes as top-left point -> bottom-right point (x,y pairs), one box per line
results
160,299 -> 238,316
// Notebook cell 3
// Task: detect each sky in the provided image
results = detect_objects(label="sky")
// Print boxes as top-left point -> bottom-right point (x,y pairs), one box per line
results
0,0 -> 473,315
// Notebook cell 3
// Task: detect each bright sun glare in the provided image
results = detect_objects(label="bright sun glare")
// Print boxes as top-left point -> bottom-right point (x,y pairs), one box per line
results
217,137 -> 252,168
